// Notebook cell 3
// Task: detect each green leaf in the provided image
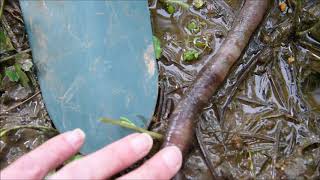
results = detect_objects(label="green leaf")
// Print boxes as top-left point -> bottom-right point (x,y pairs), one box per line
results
193,0 -> 204,9
5,68 -> 19,82
120,116 -> 136,127
187,21 -> 197,31
183,49 -> 200,61
166,4 -> 176,14
187,20 -> 200,34
14,64 -> 30,87
152,36 -> 162,59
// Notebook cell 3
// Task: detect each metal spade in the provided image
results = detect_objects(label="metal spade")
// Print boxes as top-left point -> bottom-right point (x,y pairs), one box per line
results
20,0 -> 158,154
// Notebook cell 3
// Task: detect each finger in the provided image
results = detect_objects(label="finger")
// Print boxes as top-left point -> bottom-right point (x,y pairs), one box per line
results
50,133 -> 153,179
119,146 -> 182,180
2,129 -> 85,179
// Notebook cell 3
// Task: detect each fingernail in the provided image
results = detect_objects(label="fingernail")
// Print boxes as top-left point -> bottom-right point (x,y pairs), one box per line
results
130,133 -> 153,155
162,146 -> 182,171
65,128 -> 86,148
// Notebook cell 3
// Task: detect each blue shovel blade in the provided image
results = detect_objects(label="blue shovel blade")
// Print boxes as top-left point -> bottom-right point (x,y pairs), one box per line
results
20,0 -> 158,154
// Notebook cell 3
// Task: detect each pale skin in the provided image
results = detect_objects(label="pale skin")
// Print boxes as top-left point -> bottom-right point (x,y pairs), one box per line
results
2,129 -> 182,179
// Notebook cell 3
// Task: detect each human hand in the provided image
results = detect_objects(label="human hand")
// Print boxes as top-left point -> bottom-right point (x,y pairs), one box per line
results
2,129 -> 182,179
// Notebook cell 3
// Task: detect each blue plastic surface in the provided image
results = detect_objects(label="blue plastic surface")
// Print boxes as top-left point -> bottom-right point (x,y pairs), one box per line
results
20,0 -> 158,154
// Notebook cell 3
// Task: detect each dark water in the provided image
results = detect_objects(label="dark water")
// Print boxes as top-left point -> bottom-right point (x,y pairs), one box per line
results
150,0 -> 320,179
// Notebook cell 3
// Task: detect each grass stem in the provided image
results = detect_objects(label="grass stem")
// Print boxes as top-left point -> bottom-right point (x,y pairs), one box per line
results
100,117 -> 163,140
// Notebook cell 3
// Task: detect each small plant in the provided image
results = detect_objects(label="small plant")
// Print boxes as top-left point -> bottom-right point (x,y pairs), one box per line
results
183,49 -> 200,62
162,0 -> 190,15
186,18 -> 206,34
3,64 -> 30,87
187,20 -> 200,34
166,4 -> 175,14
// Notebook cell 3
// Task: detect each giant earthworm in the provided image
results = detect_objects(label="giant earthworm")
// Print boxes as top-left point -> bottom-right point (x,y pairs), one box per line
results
162,0 -> 269,155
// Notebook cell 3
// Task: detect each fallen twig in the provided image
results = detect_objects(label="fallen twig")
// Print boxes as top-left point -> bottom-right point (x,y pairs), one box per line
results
0,91 -> 40,115
0,48 -> 31,63
0,125 -> 58,138
0,0 -> 5,19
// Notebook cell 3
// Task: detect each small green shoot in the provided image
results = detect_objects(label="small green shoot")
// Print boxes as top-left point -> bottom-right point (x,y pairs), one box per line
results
100,117 -> 163,140
187,21 -> 197,31
193,0 -> 205,9
187,20 -> 201,34
120,116 -> 136,127
166,4 -> 176,14
183,49 -> 200,61
153,36 -> 162,59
